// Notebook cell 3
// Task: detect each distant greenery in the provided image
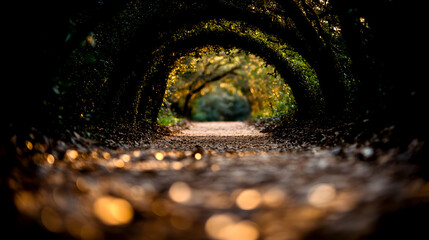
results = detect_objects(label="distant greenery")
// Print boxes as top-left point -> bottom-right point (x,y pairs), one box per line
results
158,48 -> 303,124
192,82 -> 251,121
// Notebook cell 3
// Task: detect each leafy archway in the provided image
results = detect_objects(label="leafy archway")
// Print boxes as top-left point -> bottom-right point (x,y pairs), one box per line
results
7,0 -> 427,142
102,1 -> 347,125
124,30 -> 322,124
161,48 -> 301,123
4,2 -> 429,238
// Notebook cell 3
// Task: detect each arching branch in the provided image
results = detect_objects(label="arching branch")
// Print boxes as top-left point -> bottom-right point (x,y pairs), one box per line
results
133,30 -> 318,123
107,1 -> 345,122
182,65 -> 241,118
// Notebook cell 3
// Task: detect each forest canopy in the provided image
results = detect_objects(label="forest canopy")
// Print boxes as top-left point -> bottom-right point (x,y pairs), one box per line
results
4,0 -> 428,141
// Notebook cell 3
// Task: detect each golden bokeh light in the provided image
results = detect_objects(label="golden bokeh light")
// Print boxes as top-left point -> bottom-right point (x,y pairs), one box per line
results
76,177 -> 89,192
14,191 -> 39,217
102,152 -> 111,159
90,151 -> 99,159
263,188 -> 286,207
46,154 -> 55,164
93,196 -> 134,225
223,221 -> 259,240
155,152 -> 164,161
41,207 -> 63,233
307,184 -> 336,207
205,214 -> 259,240
169,182 -> 192,203
132,150 -> 142,157
25,140 -> 33,150
171,161 -> 183,170
114,159 -> 125,168
120,154 -> 131,162
66,149 -> 79,161
236,189 -> 262,210
205,214 -> 237,239
194,153 -> 202,160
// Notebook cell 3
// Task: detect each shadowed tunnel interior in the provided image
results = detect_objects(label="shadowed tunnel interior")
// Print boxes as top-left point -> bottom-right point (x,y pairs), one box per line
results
2,0 -> 429,240
5,0 -> 429,132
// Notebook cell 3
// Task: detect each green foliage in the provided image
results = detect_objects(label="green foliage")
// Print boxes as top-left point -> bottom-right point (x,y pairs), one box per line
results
12,0 -> 426,142
52,0 -> 358,132
192,83 -> 251,121
164,48 -> 301,121
59,39 -> 113,129
157,105 -> 184,126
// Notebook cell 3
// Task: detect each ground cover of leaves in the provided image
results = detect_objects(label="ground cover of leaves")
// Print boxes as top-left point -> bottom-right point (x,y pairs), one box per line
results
5,122 -> 429,240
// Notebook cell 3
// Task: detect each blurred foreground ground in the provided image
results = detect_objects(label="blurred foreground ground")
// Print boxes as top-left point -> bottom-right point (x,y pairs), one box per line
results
6,122 -> 429,240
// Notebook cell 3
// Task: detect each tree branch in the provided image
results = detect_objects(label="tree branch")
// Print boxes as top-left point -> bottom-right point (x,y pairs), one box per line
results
182,65 -> 241,117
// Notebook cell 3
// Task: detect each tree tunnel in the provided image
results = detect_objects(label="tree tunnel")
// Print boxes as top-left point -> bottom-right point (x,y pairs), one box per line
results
102,1 -> 348,127
3,1 -> 429,239
5,0 -> 428,140
110,30 -> 320,125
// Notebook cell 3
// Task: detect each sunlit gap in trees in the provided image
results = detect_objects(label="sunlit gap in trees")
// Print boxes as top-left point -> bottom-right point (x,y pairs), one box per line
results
158,47 -> 296,125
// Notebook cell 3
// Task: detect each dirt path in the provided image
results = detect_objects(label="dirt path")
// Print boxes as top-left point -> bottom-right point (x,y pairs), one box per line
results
149,121 -> 281,152
8,122 -> 429,240
177,122 -> 265,137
